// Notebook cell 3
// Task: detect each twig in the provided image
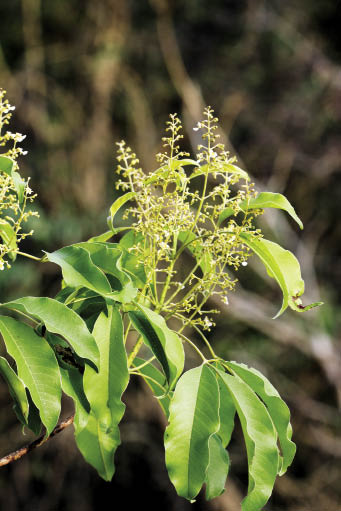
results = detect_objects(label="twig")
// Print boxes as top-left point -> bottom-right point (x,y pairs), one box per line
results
0,414 -> 75,467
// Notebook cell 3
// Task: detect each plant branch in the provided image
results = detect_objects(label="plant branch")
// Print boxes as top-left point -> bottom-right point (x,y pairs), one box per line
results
0,414 -> 75,467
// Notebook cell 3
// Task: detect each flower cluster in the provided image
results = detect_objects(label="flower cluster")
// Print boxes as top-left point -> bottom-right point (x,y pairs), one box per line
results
115,108 -> 262,332
0,89 -> 38,270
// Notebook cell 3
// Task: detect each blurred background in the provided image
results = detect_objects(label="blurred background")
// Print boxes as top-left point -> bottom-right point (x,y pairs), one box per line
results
0,1 -> 340,510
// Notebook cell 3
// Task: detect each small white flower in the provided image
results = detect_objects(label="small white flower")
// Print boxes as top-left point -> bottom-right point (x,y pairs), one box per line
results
242,261 -> 248,266
203,317 -> 212,328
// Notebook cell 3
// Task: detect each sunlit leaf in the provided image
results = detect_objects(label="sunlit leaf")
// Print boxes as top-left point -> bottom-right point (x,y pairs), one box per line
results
0,155 -> 15,175
164,364 -> 220,500
240,233 -> 323,317
205,433 -> 230,500
225,361 -> 296,474
219,192 -> 303,229
0,220 -> 17,255
3,296 -> 100,368
191,162 -> 249,181
0,316 -> 61,435
45,245 -> 112,297
74,242 -> 138,303
218,370 -> 279,511
75,306 -> 129,480
108,191 -> 136,231
145,159 -> 198,187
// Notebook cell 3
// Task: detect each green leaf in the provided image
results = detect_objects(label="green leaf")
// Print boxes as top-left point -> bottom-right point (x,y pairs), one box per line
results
0,155 -> 15,175
205,433 -> 230,500
145,159 -> 198,187
88,231 -> 113,243
129,304 -> 184,389
190,162 -> 249,181
164,364 -> 220,500
75,242 -> 138,303
45,245 -> 112,297
225,361 -> 296,475
240,233 -> 323,317
132,357 -> 170,417
2,297 -> 100,368
12,171 -> 26,204
219,192 -> 303,229
0,355 -> 29,422
0,316 -> 61,435
218,370 -> 279,511
75,306 -> 129,480
217,373 -> 236,447
75,412 -> 121,481
118,231 -> 147,288
0,220 -> 17,253
108,191 -> 136,231
59,365 -> 90,431
178,231 -> 212,275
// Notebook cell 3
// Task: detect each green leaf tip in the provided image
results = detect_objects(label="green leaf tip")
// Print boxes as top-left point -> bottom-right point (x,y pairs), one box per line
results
241,233 -> 323,318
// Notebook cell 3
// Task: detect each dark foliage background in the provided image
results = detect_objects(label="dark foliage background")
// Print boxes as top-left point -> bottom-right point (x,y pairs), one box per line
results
0,1 -> 340,510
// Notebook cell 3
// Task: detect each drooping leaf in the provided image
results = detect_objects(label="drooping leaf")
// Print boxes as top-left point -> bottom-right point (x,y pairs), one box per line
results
23,392 -> 42,436
240,233 -> 323,317
0,316 -> 61,435
218,192 -> 303,229
216,373 -> 236,447
59,364 -> 90,431
205,433 -> 230,500
129,304 -> 184,389
75,306 -> 129,480
225,361 -> 296,475
0,355 -> 29,422
75,411 -> 121,481
164,364 -> 220,501
45,245 -> 112,297
218,370 -> 279,511
74,242 -> 138,303
2,296 -> 100,368
108,191 -> 136,231
132,357 -> 170,417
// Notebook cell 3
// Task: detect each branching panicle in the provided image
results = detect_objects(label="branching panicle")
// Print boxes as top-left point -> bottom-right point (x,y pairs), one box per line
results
0,90 -> 38,270
114,109 -> 260,330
